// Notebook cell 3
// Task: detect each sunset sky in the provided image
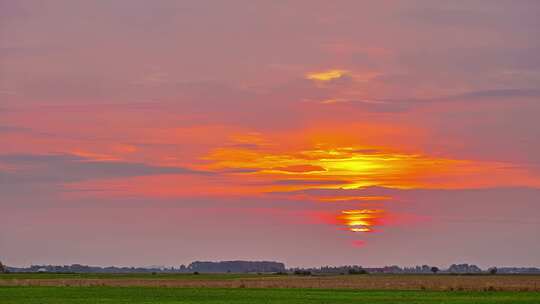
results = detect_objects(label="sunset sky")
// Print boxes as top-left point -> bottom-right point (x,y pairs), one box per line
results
1,1 -> 540,268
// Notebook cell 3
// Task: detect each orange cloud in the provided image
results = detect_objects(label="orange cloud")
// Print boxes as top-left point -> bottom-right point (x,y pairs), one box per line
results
59,123 -> 540,203
270,164 -> 327,173
317,196 -> 391,202
204,139 -> 540,192
306,69 -> 348,81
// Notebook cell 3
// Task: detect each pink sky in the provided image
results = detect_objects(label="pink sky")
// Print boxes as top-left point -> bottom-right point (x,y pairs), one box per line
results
1,0 -> 540,268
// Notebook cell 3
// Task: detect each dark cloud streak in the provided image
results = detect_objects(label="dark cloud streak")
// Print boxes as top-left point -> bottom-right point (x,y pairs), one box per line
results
0,153 -> 207,184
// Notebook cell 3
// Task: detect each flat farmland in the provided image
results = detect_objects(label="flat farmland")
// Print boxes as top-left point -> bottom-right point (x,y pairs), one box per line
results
1,273 -> 539,291
1,286 -> 540,304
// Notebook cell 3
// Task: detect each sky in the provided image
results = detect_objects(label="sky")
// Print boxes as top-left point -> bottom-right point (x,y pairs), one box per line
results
1,0 -> 540,268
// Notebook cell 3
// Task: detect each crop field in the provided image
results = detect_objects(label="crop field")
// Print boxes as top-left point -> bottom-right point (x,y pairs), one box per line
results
2,273 -> 540,291
1,286 -> 540,304
1,274 -> 540,303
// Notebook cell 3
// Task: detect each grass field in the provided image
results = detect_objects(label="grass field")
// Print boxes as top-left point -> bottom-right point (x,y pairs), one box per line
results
1,286 -> 540,304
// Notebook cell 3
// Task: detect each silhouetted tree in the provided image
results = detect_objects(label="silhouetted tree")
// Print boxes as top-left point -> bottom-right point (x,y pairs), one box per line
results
348,268 -> 368,275
293,270 -> 311,276
0,261 -> 6,273
431,266 -> 439,274
488,267 -> 498,275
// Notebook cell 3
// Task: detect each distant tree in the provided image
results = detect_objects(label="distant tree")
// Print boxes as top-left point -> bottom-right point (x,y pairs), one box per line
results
488,267 -> 498,275
430,266 -> 439,274
348,268 -> 368,275
0,261 -> 6,273
293,270 -> 311,276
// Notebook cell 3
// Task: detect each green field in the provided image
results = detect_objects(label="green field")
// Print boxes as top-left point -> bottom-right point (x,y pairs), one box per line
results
1,286 -> 539,304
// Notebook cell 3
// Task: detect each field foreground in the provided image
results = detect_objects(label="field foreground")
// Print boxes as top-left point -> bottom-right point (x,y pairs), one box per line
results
1,274 -> 540,291
1,286 -> 540,304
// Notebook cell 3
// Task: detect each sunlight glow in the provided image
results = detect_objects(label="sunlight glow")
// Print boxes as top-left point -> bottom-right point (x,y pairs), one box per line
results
203,143 -> 501,191
338,209 -> 385,233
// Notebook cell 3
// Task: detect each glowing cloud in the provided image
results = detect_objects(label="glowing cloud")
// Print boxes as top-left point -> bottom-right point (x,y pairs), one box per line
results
306,69 -> 348,81
270,165 -> 327,173
317,196 -> 392,202
204,140 -> 540,192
